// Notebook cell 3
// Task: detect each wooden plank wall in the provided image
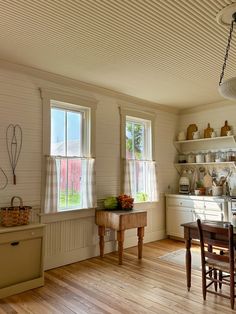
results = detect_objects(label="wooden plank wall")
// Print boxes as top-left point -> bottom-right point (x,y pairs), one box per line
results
0,65 -> 178,269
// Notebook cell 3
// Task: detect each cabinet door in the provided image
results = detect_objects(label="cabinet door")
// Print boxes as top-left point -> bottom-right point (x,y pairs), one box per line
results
0,238 -> 42,289
166,207 -> 193,238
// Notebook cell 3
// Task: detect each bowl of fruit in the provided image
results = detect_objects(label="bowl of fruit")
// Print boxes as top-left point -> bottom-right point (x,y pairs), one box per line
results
117,194 -> 134,211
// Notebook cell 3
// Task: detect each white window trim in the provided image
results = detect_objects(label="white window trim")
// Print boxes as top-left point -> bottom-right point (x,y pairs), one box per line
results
120,106 -> 156,202
40,88 -> 97,215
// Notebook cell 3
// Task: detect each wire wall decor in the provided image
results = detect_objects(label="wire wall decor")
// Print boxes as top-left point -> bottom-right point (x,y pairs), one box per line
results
6,124 -> 23,185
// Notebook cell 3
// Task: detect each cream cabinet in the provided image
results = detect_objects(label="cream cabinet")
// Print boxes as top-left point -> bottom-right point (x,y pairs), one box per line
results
166,195 -> 228,238
0,223 -> 45,299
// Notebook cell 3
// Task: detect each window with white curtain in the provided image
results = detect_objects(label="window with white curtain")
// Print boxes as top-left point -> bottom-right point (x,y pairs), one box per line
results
41,89 -> 96,214
121,107 -> 159,203
51,103 -> 91,211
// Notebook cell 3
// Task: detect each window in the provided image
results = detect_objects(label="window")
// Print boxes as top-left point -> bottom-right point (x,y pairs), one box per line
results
41,89 -> 96,213
126,116 -> 152,161
51,101 -> 91,210
120,107 -> 158,203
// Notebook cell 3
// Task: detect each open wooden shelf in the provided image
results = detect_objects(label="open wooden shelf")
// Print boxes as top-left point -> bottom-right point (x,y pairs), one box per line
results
174,161 -> 236,167
174,135 -> 236,153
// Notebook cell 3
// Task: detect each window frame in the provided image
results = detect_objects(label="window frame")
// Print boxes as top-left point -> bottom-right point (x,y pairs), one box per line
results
126,115 -> 152,161
50,100 -> 90,158
120,107 -> 155,161
120,106 -> 156,202
40,88 -> 97,214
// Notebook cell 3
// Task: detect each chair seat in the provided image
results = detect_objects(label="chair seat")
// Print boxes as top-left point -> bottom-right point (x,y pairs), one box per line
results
206,258 -> 236,272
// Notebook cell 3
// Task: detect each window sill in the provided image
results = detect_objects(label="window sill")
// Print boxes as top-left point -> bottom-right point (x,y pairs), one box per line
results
134,201 -> 158,205
39,207 -> 95,224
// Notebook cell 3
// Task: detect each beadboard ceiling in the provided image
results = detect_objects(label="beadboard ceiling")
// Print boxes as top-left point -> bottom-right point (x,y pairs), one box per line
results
0,0 -> 236,109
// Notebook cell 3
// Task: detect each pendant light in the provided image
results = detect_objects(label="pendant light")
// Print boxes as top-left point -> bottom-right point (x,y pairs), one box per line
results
218,11 -> 236,100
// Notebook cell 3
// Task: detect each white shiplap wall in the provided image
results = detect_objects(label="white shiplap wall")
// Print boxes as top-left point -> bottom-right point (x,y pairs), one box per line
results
0,64 -> 178,269
0,70 -> 42,208
178,101 -> 236,139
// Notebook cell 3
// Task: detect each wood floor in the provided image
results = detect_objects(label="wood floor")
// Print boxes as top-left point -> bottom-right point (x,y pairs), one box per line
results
0,239 -> 236,313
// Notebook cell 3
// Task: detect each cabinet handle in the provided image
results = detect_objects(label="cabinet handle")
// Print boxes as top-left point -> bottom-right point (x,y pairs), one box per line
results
11,241 -> 19,246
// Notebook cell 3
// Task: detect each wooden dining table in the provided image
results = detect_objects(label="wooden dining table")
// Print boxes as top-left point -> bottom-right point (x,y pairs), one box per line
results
181,220 -> 236,291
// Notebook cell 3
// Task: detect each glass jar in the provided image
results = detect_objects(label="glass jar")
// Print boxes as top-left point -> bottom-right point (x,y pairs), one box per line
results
196,152 -> 204,163
215,151 -> 222,162
226,149 -> 233,162
205,151 -> 213,163
187,152 -> 195,163
230,151 -> 236,161
221,151 -> 226,162
178,154 -> 187,163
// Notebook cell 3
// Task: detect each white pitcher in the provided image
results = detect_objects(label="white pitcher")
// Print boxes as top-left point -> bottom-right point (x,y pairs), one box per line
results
192,131 -> 200,139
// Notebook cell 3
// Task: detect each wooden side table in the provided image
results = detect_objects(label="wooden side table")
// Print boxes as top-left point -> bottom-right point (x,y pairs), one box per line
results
95,210 -> 147,265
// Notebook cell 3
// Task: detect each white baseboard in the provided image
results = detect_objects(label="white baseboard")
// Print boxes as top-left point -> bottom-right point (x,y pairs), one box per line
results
44,241 -> 117,270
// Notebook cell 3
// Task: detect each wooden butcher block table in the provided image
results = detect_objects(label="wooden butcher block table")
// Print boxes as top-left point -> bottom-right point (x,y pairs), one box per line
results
95,210 -> 147,265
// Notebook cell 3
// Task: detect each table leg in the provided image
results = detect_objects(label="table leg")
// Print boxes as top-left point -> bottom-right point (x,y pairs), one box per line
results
98,226 -> 105,258
137,227 -> 144,259
185,237 -> 192,291
117,230 -> 124,265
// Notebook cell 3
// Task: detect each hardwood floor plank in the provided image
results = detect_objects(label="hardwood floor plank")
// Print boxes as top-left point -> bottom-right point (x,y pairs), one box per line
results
0,300 -> 18,314
1,239 -> 236,313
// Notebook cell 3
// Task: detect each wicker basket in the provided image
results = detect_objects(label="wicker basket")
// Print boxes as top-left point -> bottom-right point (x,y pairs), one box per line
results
0,196 -> 32,227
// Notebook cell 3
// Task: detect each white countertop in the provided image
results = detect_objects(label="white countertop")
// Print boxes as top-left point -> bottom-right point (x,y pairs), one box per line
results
165,193 -> 231,202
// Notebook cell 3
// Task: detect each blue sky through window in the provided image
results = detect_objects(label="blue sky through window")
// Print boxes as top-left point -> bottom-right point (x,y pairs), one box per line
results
51,108 -> 82,156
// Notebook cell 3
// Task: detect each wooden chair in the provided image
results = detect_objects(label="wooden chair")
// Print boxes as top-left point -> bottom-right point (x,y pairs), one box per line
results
197,219 -> 236,309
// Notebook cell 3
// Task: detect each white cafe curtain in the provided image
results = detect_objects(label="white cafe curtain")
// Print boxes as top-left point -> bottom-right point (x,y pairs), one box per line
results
44,156 -> 96,213
124,159 -> 159,202
81,158 -> 96,209
44,156 -> 58,213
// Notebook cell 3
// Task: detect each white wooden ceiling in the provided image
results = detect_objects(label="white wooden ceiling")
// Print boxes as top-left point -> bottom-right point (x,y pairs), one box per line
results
0,0 -> 236,109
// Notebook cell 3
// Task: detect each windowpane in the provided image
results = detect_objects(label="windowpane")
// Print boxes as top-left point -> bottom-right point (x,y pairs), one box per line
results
51,108 -> 65,155
59,159 -> 67,209
126,120 -> 145,160
67,111 -> 82,156
58,159 -> 82,210
67,159 -> 81,208
134,122 -> 145,160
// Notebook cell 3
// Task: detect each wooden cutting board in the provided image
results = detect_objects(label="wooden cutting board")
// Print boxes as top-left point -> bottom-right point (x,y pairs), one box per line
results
203,173 -> 212,188
204,123 -> 214,138
187,124 -> 198,140
221,120 -> 231,136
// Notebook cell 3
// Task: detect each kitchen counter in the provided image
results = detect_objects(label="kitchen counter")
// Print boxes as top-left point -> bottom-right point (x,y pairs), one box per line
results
165,194 -> 229,238
165,193 -> 231,202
